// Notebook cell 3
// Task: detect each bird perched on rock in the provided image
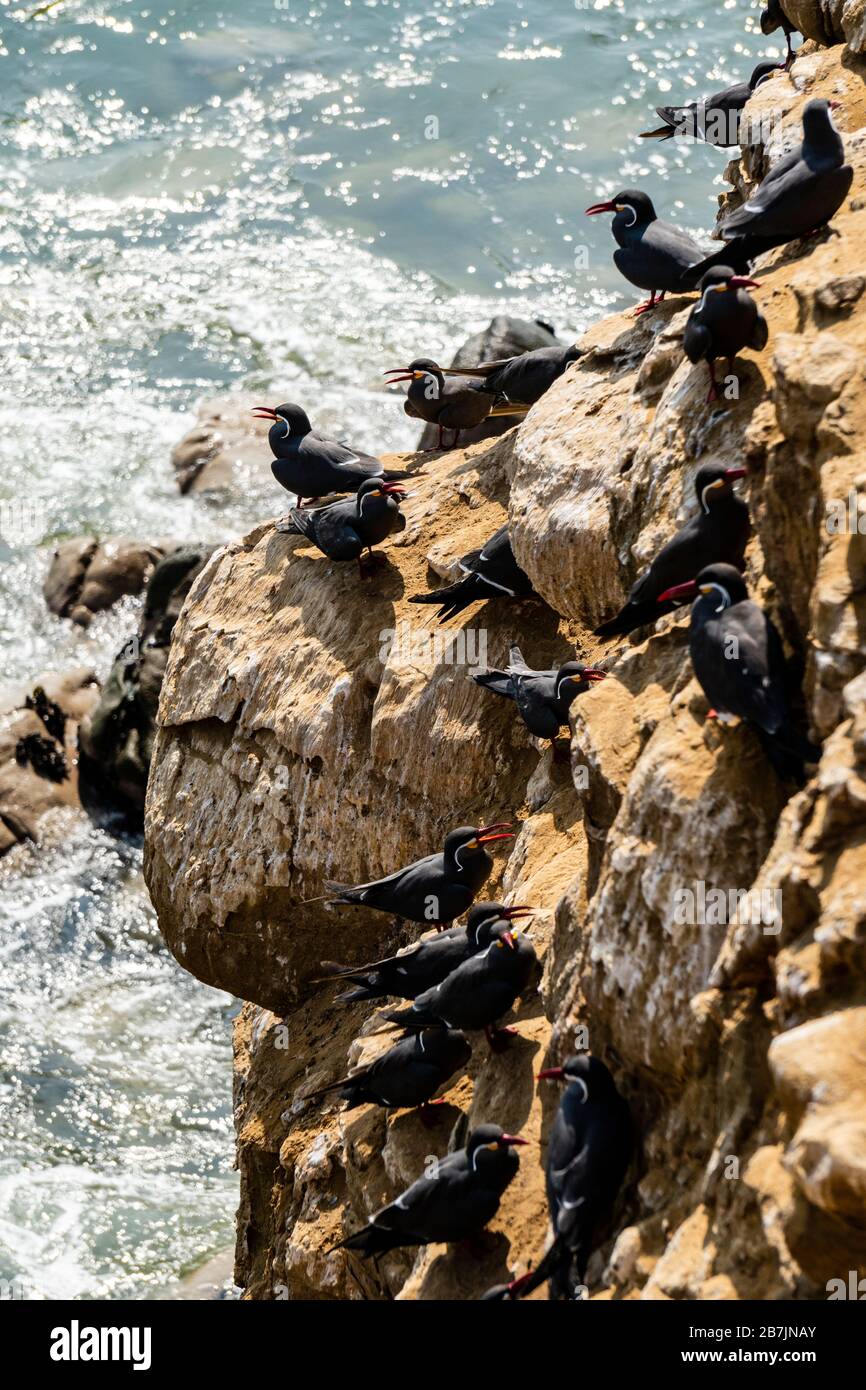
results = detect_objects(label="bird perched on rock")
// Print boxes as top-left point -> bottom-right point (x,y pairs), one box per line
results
586,190 -> 728,316
409,525 -> 534,624
302,1028 -> 471,1116
518,1055 -> 633,1301
658,563 -> 821,781
383,923 -> 537,1051
761,0 -> 799,68
718,100 -> 852,247
251,403 -> 412,508
684,266 -> 768,402
595,464 -> 750,640
332,1124 -> 526,1256
440,344 -> 583,409
279,477 -> 406,577
640,62 -> 785,146
324,824 -> 514,930
384,358 -> 526,450
315,902 -> 533,1002
473,646 -> 605,756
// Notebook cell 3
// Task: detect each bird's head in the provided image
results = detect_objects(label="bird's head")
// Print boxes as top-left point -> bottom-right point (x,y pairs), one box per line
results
803,97 -> 841,142
467,1124 -> 529,1166
697,265 -> 760,298
658,561 -> 748,609
555,661 -> 606,703
586,190 -> 656,228
693,462 -> 748,513
356,478 -> 406,512
537,1053 -> 616,1101
384,357 -> 444,387
251,402 -> 311,443
466,901 -> 533,946
749,61 -> 786,91
446,823 -> 514,873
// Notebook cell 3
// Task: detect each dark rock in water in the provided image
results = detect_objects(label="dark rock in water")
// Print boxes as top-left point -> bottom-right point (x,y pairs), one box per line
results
78,545 -> 216,829
25,685 -> 66,743
15,733 -> 69,783
0,669 -> 101,856
416,315 -> 562,450
44,536 -> 169,627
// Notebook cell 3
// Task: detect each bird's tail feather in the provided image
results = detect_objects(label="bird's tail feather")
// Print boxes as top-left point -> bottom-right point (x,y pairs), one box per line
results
757,724 -> 821,785
472,669 -> 515,699
409,573 -> 480,624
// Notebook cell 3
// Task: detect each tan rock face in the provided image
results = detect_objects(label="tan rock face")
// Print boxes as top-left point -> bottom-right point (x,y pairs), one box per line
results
145,47 -> 866,1298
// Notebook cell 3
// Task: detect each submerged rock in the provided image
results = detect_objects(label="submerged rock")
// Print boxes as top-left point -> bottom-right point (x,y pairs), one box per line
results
43,537 -> 168,627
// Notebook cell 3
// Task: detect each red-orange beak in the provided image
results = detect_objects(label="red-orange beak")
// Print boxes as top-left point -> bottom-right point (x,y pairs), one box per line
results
585,200 -> 616,216
499,1133 -> 529,1147
723,467 -> 748,482
728,276 -> 760,291
582,668 -> 606,682
537,1066 -> 566,1082
384,368 -> 416,384
251,406 -> 278,421
502,906 -> 533,920
657,579 -> 698,604
476,822 -> 514,845
380,481 -> 407,497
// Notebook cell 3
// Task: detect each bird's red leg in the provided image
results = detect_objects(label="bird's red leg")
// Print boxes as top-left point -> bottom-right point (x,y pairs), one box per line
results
634,291 -> 657,318
706,361 -> 720,403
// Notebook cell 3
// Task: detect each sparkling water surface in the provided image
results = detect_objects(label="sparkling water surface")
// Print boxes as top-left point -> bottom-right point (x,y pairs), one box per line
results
0,0 -> 783,1298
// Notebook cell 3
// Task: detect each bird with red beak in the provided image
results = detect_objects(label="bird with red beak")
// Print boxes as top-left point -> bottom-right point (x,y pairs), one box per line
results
473,644 -> 605,759
684,266 -> 768,403
323,823 -> 515,930
332,1124 -> 527,1256
383,912 -> 537,1051
314,901 -> 534,1004
509,1055 -> 632,1301
595,463 -> 750,641
278,476 -> 407,579
384,357 -> 524,451
585,190 -> 709,316
251,401 -> 412,511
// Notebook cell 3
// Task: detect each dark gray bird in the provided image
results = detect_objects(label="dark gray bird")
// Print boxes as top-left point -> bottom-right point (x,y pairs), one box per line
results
384,925 -> 537,1051
684,266 -> 769,402
332,1123 -> 526,1256
761,0 -> 799,68
315,902 -> 533,1003
640,62 -> 785,146
302,1028 -> 471,1115
658,563 -> 821,781
586,190 -> 714,315
324,824 -> 514,930
409,525 -> 534,624
473,646 -> 606,754
518,1055 -> 633,1301
384,358 -> 525,450
719,99 -> 852,245
279,477 -> 406,577
595,464 -> 750,640
252,403 -> 411,508
440,344 -> 583,408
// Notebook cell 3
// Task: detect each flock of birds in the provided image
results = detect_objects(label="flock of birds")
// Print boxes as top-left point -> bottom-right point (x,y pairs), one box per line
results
253,4 -> 843,1298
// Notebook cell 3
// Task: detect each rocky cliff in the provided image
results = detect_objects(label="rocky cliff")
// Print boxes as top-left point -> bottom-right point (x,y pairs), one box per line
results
144,34 -> 866,1299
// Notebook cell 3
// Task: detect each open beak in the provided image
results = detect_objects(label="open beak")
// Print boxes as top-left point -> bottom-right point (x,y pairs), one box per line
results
499,1133 -> 529,1147
502,905 -> 533,920
581,668 -> 606,683
728,277 -> 760,291
476,821 -> 514,845
657,579 -> 698,604
501,930 -> 517,951
723,467 -> 748,482
384,368 -> 418,385
380,481 -> 407,497
537,1066 -> 566,1082
251,406 -> 278,421
585,200 -> 616,216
